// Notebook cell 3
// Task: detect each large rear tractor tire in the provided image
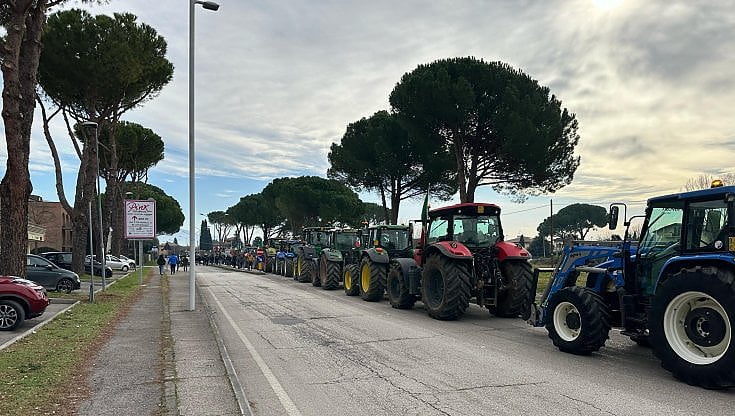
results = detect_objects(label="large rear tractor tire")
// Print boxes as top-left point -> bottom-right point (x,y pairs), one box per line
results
649,266 -> 735,389
387,262 -> 416,309
285,258 -> 294,278
359,257 -> 386,302
420,254 -> 471,320
488,260 -> 534,318
546,286 -> 611,355
321,259 -> 342,290
343,264 -> 360,296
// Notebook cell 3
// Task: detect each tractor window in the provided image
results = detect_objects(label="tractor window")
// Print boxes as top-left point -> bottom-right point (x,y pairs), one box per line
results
427,219 -> 449,243
639,205 -> 684,258
335,233 -> 357,250
685,200 -> 728,250
453,215 -> 500,247
380,230 -> 410,250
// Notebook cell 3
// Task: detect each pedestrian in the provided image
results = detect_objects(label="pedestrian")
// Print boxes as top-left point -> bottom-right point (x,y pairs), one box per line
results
157,254 -> 166,275
181,255 -> 189,272
168,253 -> 179,275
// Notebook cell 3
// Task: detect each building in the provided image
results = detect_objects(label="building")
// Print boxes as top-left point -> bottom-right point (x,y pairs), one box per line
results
27,222 -> 47,253
28,195 -> 73,252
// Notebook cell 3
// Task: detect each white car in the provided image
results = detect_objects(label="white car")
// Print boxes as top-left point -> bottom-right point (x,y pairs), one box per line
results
86,255 -> 131,272
117,255 -> 137,270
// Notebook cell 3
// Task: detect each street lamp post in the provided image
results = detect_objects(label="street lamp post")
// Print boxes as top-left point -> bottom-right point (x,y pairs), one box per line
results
189,0 -> 220,311
82,121 -> 107,291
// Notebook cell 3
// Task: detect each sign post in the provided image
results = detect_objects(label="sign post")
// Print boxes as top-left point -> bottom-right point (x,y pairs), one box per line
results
125,199 -> 156,285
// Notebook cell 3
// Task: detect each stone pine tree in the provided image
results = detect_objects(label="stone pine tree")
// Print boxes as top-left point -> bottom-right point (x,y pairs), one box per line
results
37,9 -> 173,273
199,220 -> 213,251
328,110 -> 455,224
537,203 -> 608,241
390,57 -> 580,203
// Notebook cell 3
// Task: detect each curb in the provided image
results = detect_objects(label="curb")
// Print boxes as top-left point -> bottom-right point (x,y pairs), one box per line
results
0,300 -> 80,351
211,264 -> 266,276
200,284 -> 255,416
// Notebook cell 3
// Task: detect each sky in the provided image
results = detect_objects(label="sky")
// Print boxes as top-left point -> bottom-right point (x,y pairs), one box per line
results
2,0 -> 734,244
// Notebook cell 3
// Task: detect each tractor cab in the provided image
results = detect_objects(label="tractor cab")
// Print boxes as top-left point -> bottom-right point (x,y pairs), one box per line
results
366,225 -> 412,258
423,203 -> 503,254
303,227 -> 330,250
330,228 -> 359,252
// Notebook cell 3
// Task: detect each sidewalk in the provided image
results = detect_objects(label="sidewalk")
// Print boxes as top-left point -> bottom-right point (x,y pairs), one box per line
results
77,273 -> 240,415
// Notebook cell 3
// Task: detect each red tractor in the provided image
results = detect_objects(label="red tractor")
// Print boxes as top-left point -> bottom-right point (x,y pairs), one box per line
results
389,203 -> 533,320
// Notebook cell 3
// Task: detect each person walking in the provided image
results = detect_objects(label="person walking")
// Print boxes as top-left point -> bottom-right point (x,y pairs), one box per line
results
181,255 -> 189,272
168,253 -> 179,275
157,254 -> 166,275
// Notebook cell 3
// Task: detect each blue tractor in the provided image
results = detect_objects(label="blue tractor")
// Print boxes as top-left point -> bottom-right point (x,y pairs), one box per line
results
528,183 -> 735,388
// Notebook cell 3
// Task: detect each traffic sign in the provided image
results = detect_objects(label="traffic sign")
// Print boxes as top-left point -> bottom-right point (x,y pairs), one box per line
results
124,199 -> 156,239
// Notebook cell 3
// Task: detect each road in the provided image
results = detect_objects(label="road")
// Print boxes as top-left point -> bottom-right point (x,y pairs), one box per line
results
199,266 -> 734,416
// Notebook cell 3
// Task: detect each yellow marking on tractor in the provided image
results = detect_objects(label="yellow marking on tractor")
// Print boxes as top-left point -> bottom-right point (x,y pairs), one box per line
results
361,263 -> 371,291
344,270 -> 352,290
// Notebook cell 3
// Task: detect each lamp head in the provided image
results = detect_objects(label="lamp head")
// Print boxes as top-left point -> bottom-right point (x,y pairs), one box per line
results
198,1 -> 220,11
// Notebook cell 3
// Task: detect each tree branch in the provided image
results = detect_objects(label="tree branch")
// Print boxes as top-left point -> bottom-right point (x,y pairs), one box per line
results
37,94 -> 72,215
62,108 -> 83,159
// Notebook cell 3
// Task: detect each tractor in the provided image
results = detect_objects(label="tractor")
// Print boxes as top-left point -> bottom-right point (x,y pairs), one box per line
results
295,227 -> 330,285
283,240 -> 302,278
527,183 -> 735,388
317,228 -> 361,290
389,203 -> 533,320
357,225 -> 413,302
275,240 -> 298,276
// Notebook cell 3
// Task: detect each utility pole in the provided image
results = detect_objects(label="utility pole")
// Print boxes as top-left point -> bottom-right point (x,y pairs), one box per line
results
550,199 -> 554,256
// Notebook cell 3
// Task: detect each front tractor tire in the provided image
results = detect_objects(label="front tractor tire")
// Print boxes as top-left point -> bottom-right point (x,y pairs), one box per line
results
546,286 -> 611,355
297,256 -> 312,283
320,257 -> 341,290
359,257 -> 386,302
311,259 -> 322,287
488,260 -> 535,318
649,266 -> 735,389
285,258 -> 294,278
420,254 -> 471,320
387,262 -> 416,309
343,264 -> 360,296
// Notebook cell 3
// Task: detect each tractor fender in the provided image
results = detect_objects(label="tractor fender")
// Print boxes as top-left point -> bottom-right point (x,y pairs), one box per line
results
392,257 -> 419,293
655,254 -> 735,291
285,252 -> 296,259
495,241 -> 531,261
322,248 -> 343,262
362,248 -> 390,264
425,241 -> 473,260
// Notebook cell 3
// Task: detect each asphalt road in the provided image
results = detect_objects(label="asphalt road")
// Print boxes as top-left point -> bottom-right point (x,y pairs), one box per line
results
199,266 -> 734,416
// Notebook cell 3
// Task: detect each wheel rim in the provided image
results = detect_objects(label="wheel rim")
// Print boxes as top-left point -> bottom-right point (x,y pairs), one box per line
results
361,263 -> 370,291
663,291 -> 731,365
425,268 -> 444,308
58,279 -> 72,293
553,301 -> 582,342
345,270 -> 352,290
0,304 -> 19,329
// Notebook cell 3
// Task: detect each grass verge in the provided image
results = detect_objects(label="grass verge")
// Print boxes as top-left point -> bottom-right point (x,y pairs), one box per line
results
0,267 -> 154,416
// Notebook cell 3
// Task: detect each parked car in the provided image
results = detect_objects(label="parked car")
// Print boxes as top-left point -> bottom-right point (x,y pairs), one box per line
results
39,252 -> 113,278
117,255 -> 137,270
26,254 -> 81,293
0,275 -> 49,331
86,255 -> 131,272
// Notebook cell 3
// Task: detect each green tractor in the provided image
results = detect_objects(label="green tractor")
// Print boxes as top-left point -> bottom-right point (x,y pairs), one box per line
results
295,227 -> 330,285
317,228 -> 362,290
265,238 -> 281,273
356,225 -> 413,302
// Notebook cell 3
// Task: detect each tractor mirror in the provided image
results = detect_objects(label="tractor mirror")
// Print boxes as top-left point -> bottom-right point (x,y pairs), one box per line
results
408,223 -> 414,240
609,206 -> 619,230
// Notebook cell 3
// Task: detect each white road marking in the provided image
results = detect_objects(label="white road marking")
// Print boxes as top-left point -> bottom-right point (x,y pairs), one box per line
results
206,286 -> 303,416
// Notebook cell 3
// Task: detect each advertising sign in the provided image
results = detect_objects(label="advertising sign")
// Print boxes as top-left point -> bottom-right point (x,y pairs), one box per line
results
124,199 -> 156,239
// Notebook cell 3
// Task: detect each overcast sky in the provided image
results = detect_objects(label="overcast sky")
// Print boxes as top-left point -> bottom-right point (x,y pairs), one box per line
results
2,0 -> 734,243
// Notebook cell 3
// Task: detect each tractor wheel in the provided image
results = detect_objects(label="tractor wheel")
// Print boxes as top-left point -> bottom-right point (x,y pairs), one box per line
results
649,266 -> 735,389
298,258 -> 313,283
359,257 -> 386,302
488,260 -> 534,318
311,259 -> 321,287
546,286 -> 611,355
285,258 -> 294,277
343,264 -> 360,296
420,254 -> 471,320
387,262 -> 416,309
629,334 -> 651,348
321,260 -> 341,290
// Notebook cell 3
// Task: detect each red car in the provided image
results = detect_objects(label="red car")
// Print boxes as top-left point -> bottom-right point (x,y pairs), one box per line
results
0,275 -> 50,331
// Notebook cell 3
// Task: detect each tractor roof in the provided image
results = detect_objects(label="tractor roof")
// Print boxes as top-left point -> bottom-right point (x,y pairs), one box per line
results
369,224 -> 409,230
648,185 -> 735,204
429,202 -> 500,218
303,227 -> 330,232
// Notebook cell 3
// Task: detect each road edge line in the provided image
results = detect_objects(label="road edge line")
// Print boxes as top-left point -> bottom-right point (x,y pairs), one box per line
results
206,286 -> 303,416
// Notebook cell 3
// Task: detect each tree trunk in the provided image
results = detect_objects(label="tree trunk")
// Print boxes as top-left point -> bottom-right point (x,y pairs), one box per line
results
453,139 -> 469,203
379,186 -> 389,225
390,179 -> 401,225
0,2 -> 46,277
